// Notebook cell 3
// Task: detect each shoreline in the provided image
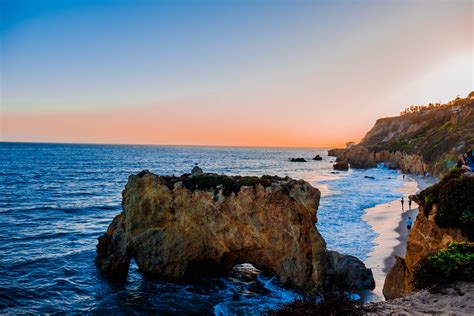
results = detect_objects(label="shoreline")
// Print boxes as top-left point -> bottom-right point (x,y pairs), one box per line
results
361,174 -> 436,302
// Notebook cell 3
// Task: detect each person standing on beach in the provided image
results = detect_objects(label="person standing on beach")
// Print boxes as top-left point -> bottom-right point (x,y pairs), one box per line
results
406,217 -> 413,231
408,198 -> 412,210
401,197 -> 404,211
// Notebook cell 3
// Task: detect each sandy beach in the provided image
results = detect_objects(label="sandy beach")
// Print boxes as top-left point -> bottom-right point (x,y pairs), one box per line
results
361,175 -> 437,302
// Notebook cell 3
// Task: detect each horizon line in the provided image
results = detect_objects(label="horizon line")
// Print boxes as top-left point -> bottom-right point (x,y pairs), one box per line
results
0,140 -> 339,150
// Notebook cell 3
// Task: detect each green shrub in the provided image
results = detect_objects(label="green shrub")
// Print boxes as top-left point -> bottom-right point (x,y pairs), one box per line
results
413,242 -> 474,290
436,174 -> 474,228
417,169 -> 474,233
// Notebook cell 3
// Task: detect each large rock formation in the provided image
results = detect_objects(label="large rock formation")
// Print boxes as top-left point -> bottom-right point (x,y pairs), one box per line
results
383,203 -> 469,299
329,93 -> 474,176
96,171 -> 374,293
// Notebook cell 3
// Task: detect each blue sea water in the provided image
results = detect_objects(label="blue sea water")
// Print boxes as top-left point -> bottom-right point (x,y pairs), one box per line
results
0,142 -> 405,314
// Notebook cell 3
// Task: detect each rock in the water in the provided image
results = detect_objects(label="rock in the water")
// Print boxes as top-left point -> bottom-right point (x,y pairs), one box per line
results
326,250 -> 375,291
96,171 -> 375,293
290,157 -> 307,162
333,160 -> 349,170
313,155 -> 323,161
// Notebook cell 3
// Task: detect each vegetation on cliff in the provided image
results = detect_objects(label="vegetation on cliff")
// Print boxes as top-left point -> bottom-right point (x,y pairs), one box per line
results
413,242 -> 474,290
359,92 -> 474,176
418,169 -> 474,239
182,174 -> 286,196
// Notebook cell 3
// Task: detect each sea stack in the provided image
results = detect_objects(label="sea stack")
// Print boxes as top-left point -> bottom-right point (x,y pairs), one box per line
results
96,171 -> 375,293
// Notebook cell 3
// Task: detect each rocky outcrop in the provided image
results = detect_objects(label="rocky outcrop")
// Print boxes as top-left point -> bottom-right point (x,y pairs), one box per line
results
358,93 -> 474,177
313,155 -> 322,161
96,171 -> 374,293
326,251 -> 375,291
331,146 -> 429,173
333,160 -> 349,171
335,146 -> 377,168
328,93 -> 473,176
383,204 -> 469,299
328,148 -> 346,157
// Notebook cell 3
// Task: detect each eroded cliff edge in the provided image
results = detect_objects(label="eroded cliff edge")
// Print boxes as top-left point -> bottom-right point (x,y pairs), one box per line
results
329,92 -> 474,176
96,171 -> 374,293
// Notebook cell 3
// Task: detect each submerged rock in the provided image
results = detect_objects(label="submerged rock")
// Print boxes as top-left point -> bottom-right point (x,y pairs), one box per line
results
96,171 -> 375,293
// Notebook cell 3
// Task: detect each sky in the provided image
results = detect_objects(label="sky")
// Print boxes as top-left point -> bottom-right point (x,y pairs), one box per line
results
1,0 -> 473,147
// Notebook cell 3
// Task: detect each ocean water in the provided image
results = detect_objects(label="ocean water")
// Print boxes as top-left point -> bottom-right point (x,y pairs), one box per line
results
0,142 -> 405,314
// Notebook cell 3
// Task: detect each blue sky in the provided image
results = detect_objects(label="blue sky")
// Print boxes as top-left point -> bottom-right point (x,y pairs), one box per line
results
1,0 -> 472,146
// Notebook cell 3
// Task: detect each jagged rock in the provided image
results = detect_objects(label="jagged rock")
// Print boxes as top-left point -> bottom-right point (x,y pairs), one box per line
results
96,171 -> 375,293
326,250 -> 375,291
290,157 -> 307,162
337,146 -> 377,168
313,155 -> 323,161
333,160 -> 349,171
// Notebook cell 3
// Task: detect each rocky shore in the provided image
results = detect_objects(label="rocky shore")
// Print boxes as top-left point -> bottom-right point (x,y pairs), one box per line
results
329,92 -> 474,177
96,171 -> 375,293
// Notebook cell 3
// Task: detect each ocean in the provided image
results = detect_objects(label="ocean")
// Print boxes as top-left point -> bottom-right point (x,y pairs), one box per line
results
0,142 -> 405,314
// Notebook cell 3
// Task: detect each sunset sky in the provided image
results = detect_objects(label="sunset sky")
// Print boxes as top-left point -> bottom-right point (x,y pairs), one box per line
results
1,0 -> 473,147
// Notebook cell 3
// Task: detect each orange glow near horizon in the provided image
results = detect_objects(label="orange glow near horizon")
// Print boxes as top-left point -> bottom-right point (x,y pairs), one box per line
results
2,109 -> 355,148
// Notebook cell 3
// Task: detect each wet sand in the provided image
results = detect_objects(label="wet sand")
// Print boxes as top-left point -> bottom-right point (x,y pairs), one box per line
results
361,176 -> 423,302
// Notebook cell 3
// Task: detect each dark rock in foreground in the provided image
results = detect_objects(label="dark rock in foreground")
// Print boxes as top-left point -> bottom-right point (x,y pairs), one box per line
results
96,171 -> 375,293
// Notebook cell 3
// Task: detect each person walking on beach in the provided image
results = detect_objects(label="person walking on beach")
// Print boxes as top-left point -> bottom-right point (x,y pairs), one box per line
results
408,198 -> 412,210
401,197 -> 404,211
406,217 -> 413,231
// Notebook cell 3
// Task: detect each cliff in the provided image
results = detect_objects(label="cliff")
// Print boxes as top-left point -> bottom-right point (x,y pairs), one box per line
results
383,170 -> 474,299
382,204 -> 468,299
329,92 -> 474,176
96,171 -> 375,293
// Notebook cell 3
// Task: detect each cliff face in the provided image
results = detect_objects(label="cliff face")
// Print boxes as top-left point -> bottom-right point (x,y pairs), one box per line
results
359,94 -> 474,176
329,94 -> 473,176
96,171 -> 374,292
383,204 -> 468,299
